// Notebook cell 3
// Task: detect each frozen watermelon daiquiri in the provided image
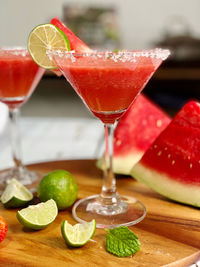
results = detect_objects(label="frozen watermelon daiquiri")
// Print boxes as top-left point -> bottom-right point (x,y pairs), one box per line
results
50,20 -> 171,175
0,48 -> 44,192
51,18 -> 171,175
0,49 -> 43,109
53,51 -> 166,124
28,18 -> 170,228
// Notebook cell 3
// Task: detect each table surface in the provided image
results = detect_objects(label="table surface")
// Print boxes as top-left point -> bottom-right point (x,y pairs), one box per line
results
0,116 -> 200,266
0,159 -> 200,267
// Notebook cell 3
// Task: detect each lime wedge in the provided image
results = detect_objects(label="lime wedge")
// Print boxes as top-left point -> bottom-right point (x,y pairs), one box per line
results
28,23 -> 70,69
1,178 -> 33,208
17,199 -> 58,230
61,219 -> 96,247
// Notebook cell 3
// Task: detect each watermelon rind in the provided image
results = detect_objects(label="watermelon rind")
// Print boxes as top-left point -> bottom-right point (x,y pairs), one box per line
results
131,162 -> 200,207
97,153 -> 143,175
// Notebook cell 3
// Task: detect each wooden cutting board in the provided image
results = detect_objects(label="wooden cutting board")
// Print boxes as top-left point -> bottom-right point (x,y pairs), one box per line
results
0,160 -> 200,267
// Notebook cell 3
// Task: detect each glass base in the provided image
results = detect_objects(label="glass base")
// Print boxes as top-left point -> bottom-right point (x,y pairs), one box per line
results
72,194 -> 146,229
0,166 -> 40,194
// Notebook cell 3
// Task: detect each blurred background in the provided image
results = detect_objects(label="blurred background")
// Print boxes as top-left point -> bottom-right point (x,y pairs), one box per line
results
0,0 -> 200,167
0,0 -> 200,118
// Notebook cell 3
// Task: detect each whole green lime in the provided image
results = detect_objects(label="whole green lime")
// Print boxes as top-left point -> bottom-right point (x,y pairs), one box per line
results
37,170 -> 78,210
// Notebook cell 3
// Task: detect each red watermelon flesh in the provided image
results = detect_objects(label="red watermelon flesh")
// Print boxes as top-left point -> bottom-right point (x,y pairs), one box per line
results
97,94 -> 171,175
50,17 -> 92,76
50,17 -> 92,53
131,100 -> 200,206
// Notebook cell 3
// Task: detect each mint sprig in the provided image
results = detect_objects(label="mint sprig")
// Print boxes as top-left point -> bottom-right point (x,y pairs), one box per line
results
106,226 -> 140,257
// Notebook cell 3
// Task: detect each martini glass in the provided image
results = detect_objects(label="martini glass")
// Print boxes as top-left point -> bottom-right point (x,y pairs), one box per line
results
0,47 -> 45,193
50,49 -> 170,228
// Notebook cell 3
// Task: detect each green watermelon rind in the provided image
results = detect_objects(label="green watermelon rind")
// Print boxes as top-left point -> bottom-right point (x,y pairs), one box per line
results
131,162 -> 200,207
97,152 -> 143,175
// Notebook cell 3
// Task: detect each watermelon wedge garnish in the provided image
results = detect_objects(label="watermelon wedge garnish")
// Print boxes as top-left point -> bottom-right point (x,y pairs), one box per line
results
50,17 -> 92,53
97,94 -> 171,175
131,100 -> 200,207
49,17 -> 92,76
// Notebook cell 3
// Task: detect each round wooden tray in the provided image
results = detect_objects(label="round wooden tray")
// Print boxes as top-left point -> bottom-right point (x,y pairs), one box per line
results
0,160 -> 200,267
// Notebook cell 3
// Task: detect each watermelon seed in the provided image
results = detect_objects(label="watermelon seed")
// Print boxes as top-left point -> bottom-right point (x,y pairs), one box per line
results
172,160 -> 175,165
164,147 -> 168,151
154,145 -> 157,149
116,140 -> 121,146
188,156 -> 191,160
156,120 -> 162,127
157,151 -> 162,156
168,154 -> 171,158
190,164 -> 193,168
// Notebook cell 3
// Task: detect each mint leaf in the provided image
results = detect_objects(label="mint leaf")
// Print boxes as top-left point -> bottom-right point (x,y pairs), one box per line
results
106,226 -> 140,257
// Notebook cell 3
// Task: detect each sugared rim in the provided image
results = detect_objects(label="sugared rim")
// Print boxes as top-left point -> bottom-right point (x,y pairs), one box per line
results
0,47 -> 28,56
47,48 -> 170,61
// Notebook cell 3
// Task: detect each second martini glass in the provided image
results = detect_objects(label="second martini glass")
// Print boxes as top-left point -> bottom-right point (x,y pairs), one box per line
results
0,48 -> 44,192
50,49 -> 170,228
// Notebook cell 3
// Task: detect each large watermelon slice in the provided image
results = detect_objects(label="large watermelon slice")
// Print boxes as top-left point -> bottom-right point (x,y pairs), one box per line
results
131,100 -> 200,207
97,94 -> 171,175
50,17 -> 92,52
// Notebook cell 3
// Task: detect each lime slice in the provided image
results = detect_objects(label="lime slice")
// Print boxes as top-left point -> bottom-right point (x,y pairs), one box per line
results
1,178 -> 33,208
17,199 -> 58,230
61,219 -> 96,247
28,23 -> 70,69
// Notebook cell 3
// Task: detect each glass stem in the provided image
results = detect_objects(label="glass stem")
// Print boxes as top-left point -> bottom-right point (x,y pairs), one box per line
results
100,123 -> 118,203
9,108 -> 23,170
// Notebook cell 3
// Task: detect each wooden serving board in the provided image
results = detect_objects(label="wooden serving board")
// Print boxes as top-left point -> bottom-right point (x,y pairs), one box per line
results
0,160 -> 200,267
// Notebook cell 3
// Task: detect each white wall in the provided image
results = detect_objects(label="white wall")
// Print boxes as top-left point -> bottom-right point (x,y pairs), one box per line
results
0,0 -> 200,49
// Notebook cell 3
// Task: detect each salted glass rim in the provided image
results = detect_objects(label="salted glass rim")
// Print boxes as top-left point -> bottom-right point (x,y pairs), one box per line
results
47,48 -> 170,60
0,46 -> 28,56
